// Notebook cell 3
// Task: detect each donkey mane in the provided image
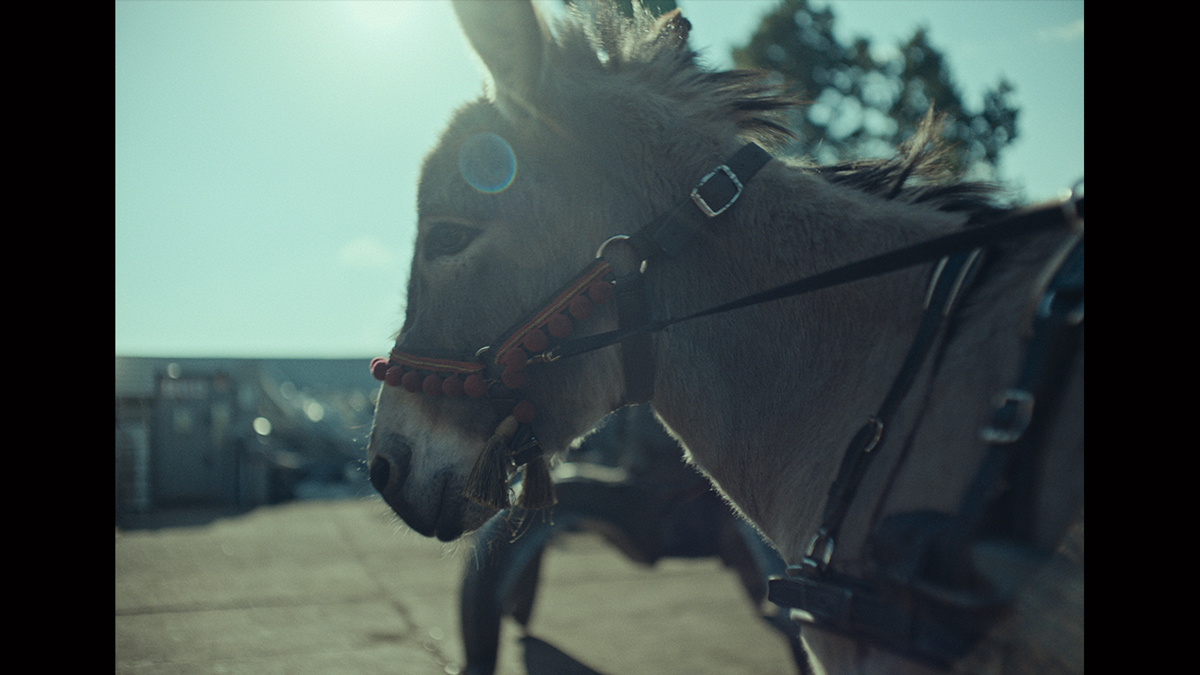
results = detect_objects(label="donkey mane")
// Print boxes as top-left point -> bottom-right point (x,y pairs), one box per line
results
553,2 -> 797,147
552,2 -> 1007,223
814,114 -> 1011,224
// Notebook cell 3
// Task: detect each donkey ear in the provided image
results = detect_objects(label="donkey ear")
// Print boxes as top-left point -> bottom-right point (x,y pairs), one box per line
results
453,0 -> 547,110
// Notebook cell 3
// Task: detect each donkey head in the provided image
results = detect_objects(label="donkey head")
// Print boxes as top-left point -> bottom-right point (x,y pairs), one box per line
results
366,1 -> 698,540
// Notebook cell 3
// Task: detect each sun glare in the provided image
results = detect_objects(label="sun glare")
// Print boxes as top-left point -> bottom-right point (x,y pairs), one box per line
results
344,0 -> 416,34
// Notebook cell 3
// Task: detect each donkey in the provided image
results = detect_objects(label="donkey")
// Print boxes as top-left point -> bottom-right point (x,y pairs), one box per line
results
366,2 -> 1082,673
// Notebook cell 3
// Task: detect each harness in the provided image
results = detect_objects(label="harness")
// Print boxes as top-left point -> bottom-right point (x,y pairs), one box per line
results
767,224 -> 1083,667
370,145 -> 1084,663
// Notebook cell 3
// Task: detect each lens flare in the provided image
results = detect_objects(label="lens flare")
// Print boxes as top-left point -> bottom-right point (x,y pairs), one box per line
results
458,132 -> 516,193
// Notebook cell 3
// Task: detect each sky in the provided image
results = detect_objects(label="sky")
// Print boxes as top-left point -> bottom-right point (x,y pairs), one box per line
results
115,0 -> 1083,360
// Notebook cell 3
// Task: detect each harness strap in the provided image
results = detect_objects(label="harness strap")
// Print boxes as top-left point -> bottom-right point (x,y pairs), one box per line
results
942,236 -> 1084,582
800,248 -> 984,574
602,142 -> 773,404
767,222 -> 1084,668
613,271 -> 656,404
627,143 -> 774,259
552,197 -> 1084,363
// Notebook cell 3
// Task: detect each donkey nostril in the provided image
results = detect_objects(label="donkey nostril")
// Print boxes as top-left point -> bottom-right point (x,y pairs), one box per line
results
369,434 -> 413,495
370,456 -> 392,493
369,434 -> 413,496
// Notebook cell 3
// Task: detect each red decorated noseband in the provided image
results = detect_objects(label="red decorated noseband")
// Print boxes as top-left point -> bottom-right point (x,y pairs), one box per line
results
370,259 -> 616,425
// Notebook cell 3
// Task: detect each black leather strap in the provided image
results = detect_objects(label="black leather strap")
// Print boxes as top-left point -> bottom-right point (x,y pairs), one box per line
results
631,143 -> 773,259
803,250 -> 983,573
607,143 -> 774,403
941,237 -> 1083,578
613,272 -> 656,404
553,198 -> 1083,364
769,236 -> 1084,668
767,568 -> 996,667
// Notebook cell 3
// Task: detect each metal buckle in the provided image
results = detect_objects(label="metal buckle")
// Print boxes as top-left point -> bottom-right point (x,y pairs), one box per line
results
861,417 -> 884,454
793,529 -> 835,575
690,164 -> 743,217
1037,286 -> 1085,326
1059,178 -> 1084,234
980,389 -> 1035,444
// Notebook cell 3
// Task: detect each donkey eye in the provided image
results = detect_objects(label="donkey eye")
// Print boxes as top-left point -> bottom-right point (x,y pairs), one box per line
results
423,223 -> 481,261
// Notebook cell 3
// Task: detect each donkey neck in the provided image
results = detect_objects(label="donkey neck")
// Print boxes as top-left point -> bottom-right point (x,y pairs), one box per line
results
642,157 -> 972,562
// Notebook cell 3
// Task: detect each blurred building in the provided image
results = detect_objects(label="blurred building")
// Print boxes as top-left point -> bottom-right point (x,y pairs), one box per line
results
115,357 -> 380,525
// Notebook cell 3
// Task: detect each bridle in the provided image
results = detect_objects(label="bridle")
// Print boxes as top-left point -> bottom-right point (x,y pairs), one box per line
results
372,143 -> 774,510
371,145 -> 1083,666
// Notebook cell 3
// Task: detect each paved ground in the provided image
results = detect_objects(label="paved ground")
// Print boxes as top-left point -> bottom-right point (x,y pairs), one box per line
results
116,498 -> 801,675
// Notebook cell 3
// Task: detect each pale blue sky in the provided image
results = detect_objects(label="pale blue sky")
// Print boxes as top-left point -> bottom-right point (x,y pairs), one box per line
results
115,0 -> 1083,359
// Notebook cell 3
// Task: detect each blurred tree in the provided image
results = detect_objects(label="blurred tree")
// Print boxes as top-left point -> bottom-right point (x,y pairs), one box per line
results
730,0 -> 1019,179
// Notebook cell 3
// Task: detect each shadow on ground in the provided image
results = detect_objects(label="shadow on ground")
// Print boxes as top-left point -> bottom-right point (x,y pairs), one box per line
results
522,635 -> 608,675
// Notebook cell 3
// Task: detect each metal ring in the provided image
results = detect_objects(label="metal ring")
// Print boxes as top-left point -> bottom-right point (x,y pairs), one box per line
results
474,345 -> 496,370
595,235 -> 630,259
595,234 -> 648,274
862,417 -> 884,454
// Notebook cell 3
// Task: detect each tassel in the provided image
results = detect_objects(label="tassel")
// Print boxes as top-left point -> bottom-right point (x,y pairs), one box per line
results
516,454 -> 557,510
464,416 -> 518,510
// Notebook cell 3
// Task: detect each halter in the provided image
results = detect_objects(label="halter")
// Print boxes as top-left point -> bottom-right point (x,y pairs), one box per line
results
371,143 -> 773,510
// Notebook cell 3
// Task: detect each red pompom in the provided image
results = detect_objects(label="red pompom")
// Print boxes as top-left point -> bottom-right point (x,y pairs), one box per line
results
547,313 -> 573,338
401,370 -> 422,393
385,366 -> 405,387
464,373 -> 488,398
569,295 -> 593,320
442,375 -> 464,397
513,400 -> 536,424
522,328 -> 548,354
588,281 -> 614,304
371,358 -> 389,381
423,374 -> 443,396
501,348 -> 528,372
502,367 -> 526,389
